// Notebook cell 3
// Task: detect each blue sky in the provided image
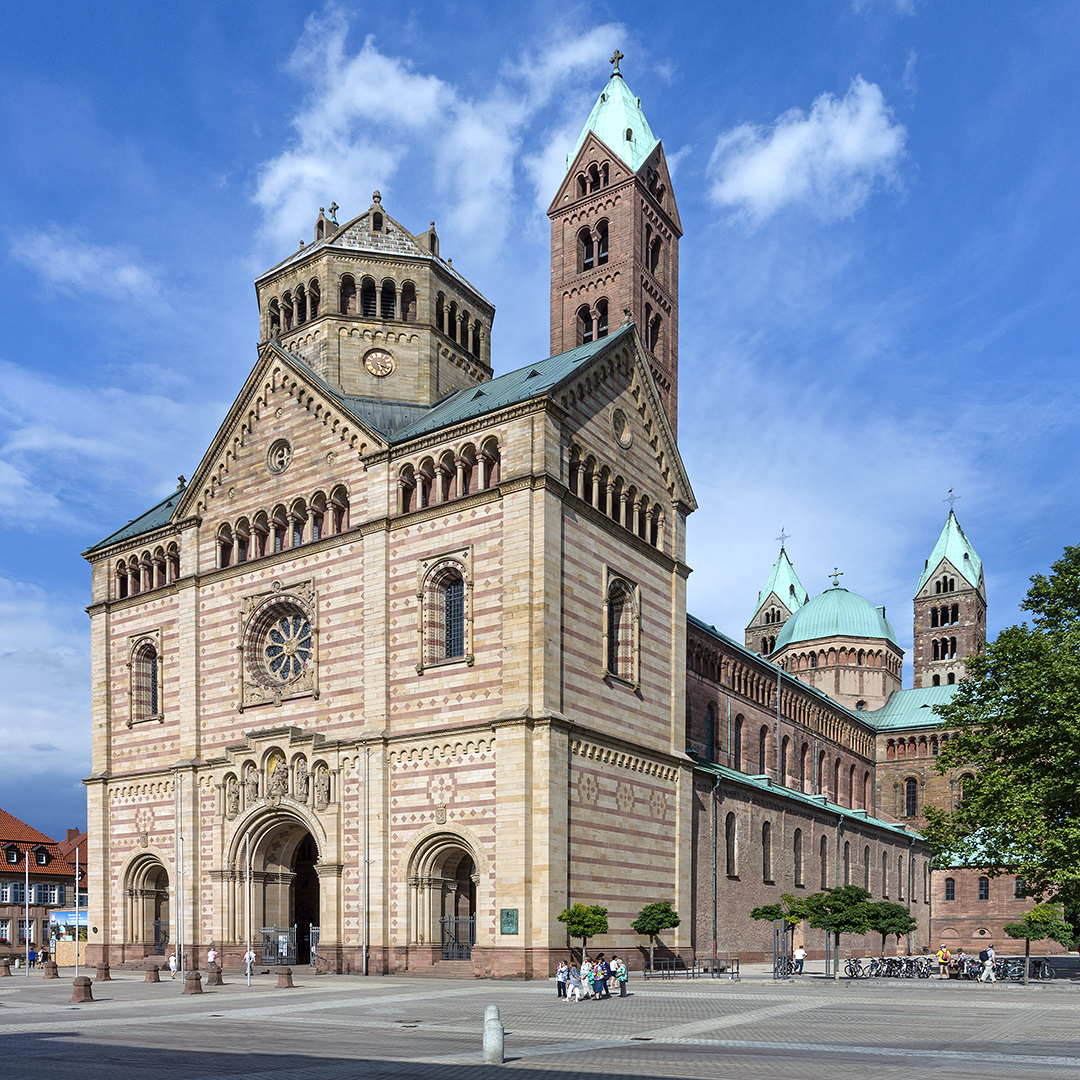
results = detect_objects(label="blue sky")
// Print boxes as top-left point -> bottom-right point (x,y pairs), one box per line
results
1,1 -> 1077,838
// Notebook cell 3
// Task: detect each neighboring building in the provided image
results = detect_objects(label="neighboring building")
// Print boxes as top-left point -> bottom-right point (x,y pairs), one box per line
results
0,810 -> 83,955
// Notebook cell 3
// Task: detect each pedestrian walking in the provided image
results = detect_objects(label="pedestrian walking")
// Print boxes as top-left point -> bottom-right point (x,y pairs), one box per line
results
28,947 -> 37,969
168,953 -> 178,979
567,964 -> 583,1002
936,943 -> 951,979
581,958 -> 594,999
978,945 -> 997,983
793,945 -> 807,976
595,954 -> 611,998
244,947 -> 256,976
556,960 -> 568,997
207,946 -> 218,967
611,955 -> 628,996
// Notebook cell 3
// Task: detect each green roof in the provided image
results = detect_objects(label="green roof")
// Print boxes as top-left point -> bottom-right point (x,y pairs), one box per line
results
860,683 -> 959,732
916,511 -> 982,593
567,71 -> 659,174
84,487 -> 185,555
774,586 -> 899,650
753,546 -> 809,618
386,324 -> 634,443
693,760 -> 923,841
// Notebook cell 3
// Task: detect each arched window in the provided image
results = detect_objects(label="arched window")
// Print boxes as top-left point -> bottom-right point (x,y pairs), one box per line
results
649,235 -> 661,275
380,279 -> 396,319
294,283 -> 307,324
435,293 -> 445,334
625,126 -> 633,142
818,750 -> 826,794
235,519 -> 250,563
421,562 -> 469,667
271,505 -> 288,553
480,438 -> 501,488
605,577 -> 636,683
217,524 -> 234,569
725,812 -> 737,876
267,298 -> 281,337
290,500 -> 307,547
762,822 -> 772,882
282,291 -> 293,331
117,561 -> 129,599
309,495 -> 325,542
330,486 -> 349,533
360,278 -> 377,318
704,704 -> 716,764
932,675 -> 941,686
758,726 -> 768,773
648,313 -> 661,352
339,275 -> 356,315
944,877 -> 955,901
401,282 -> 417,322
800,743 -> 808,790
371,211 -> 383,231
588,164 -> 601,192
1014,876 -> 1025,898
960,773 -> 974,801
898,855 -> 905,900
793,829 -> 803,886
947,672 -> 956,684
308,280 -> 320,318
810,652 -> 818,668
252,513 -> 269,559
132,641 -> 160,721
931,607 -> 939,627
905,778 -> 918,817
882,851 -> 889,897
819,835 -> 828,889
780,736 -> 789,785
733,717 -> 743,771
596,299 -> 609,339
844,841 -> 850,885
578,305 -> 594,345
832,758 -> 841,802
471,320 -> 481,358
951,603 -> 959,624
978,876 -> 990,901
864,846 -> 871,891
848,764 -> 856,808
417,458 -> 435,508
596,221 -> 608,265
579,227 -> 594,271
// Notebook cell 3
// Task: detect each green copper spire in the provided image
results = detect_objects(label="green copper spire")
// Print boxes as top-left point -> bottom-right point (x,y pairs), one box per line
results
752,545 -> 810,619
566,55 -> 660,174
916,510 -> 982,594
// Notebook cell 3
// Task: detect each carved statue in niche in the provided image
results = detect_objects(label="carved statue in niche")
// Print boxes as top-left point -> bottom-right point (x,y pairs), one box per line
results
314,767 -> 330,811
244,766 -> 259,805
267,754 -> 288,797
226,777 -> 240,818
295,757 -> 309,802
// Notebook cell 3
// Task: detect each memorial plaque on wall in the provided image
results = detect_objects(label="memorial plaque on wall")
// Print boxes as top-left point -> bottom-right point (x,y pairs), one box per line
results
500,908 -> 518,935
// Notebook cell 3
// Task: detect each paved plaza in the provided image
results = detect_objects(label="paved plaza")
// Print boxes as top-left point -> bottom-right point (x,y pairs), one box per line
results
2,963 -> 1079,1079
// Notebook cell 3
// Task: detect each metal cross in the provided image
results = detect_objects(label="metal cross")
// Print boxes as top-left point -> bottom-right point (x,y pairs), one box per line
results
944,489 -> 960,510
329,201 -> 339,219
776,528 -> 790,549
829,567 -> 844,587
610,49 -> 624,74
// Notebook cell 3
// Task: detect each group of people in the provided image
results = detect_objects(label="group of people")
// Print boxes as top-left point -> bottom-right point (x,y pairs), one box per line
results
555,955 -> 628,1001
936,942 -> 999,982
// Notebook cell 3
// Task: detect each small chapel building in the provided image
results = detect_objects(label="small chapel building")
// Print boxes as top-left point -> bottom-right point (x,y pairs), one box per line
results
82,59 -> 1028,974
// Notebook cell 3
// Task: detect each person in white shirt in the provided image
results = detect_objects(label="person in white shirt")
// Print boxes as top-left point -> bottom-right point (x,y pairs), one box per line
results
244,947 -> 256,976
792,946 -> 807,976
207,947 -> 218,967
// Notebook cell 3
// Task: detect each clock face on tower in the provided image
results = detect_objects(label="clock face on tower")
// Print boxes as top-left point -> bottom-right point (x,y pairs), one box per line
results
364,349 -> 394,377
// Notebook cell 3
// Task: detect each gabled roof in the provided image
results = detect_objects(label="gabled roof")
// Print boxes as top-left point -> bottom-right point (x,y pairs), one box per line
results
752,546 -> 809,619
83,486 -> 185,555
387,324 -> 636,443
0,808 -> 55,847
861,683 -> 959,732
916,511 -> 982,594
567,71 -> 659,174
692,761 -> 922,841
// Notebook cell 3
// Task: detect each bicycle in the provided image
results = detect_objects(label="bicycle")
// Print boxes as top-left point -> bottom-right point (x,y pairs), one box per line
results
773,955 -> 795,979
844,957 -> 869,978
1031,958 -> 1056,981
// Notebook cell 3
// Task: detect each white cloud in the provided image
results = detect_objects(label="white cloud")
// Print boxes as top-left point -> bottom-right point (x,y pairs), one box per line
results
252,8 -> 624,261
10,229 -> 161,300
707,77 -> 906,224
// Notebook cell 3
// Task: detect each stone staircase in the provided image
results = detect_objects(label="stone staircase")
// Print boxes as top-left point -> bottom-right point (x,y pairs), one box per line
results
397,959 -> 475,978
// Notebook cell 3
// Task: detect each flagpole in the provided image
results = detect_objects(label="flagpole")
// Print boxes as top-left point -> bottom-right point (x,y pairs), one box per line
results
24,850 -> 29,977
246,832 -> 251,987
75,842 -> 80,979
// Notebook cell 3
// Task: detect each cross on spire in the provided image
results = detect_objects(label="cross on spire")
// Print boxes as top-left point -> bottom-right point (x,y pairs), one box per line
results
776,528 -> 790,550
944,489 -> 960,510
328,201 -> 339,220
829,567 -> 844,587
610,49 -> 624,76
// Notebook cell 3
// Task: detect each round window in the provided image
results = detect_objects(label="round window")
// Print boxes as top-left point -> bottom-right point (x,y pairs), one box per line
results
266,439 -> 293,475
245,600 -> 314,689
611,407 -> 632,449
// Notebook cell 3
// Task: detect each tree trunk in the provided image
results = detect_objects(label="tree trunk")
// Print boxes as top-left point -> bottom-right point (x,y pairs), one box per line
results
1023,938 -> 1030,985
649,936 -> 655,974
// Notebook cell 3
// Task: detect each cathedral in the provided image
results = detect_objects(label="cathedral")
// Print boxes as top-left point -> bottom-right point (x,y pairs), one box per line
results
81,58 -> 1036,974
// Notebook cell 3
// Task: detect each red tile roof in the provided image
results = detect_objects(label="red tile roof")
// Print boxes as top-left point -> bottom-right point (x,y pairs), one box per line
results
0,808 -> 81,879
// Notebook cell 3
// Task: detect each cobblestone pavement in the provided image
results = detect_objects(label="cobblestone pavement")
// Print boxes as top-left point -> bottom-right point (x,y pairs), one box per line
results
2,967 -> 1079,1079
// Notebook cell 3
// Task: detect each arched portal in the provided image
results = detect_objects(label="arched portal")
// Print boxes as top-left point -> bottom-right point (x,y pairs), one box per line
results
408,833 -> 478,963
249,818 -> 321,965
125,855 -> 170,955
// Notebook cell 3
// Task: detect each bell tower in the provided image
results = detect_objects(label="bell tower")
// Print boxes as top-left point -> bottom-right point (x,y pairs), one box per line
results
548,54 -> 682,436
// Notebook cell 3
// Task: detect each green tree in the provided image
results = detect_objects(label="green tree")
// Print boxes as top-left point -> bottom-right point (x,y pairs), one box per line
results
924,545 -> 1080,904
750,895 -> 810,966
801,885 -> 872,980
1003,903 -> 1074,984
865,901 -> 918,956
557,903 -> 608,962
631,901 -> 681,971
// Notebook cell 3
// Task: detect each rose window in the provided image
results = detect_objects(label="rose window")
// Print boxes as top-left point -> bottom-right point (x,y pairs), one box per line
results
263,613 -> 313,683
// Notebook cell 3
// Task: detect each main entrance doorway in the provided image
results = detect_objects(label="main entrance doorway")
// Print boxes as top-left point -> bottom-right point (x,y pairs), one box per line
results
408,835 -> 478,963
126,856 -> 169,955
252,819 -> 320,965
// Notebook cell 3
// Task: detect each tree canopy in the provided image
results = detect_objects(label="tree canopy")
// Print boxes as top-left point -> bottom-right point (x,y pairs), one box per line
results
865,901 -> 918,954
923,545 -> 1080,904
1003,903 -> 1074,984
557,903 -> 608,955
631,901 -> 680,969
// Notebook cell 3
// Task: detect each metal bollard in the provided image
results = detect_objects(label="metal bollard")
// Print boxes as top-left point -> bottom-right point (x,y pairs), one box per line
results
70,976 -> 94,1003
483,1004 -> 504,1064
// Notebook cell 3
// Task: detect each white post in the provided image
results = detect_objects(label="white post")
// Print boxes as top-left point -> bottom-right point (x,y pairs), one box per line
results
246,832 -> 251,987
74,843 -> 80,979
24,851 -> 30,977
363,744 -> 369,977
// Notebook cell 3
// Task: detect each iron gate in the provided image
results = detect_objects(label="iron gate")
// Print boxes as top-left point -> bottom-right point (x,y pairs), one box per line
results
152,919 -> 169,956
309,924 -> 320,960
440,916 -> 475,960
261,925 -> 296,965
